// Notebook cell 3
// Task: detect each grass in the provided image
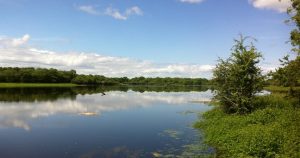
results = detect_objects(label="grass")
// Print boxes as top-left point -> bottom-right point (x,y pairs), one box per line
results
264,86 -> 300,92
0,83 -> 79,88
195,90 -> 300,158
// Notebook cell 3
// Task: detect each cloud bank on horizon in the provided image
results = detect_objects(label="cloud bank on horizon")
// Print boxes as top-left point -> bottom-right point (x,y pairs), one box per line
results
0,34 -> 278,78
0,34 -> 214,78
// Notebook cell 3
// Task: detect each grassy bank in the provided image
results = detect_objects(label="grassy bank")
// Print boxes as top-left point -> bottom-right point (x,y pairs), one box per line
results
195,90 -> 300,158
0,83 -> 78,88
264,86 -> 300,92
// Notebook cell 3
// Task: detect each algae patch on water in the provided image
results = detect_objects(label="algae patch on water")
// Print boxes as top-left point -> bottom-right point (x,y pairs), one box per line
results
152,152 -> 162,157
161,129 -> 182,139
177,110 -> 198,115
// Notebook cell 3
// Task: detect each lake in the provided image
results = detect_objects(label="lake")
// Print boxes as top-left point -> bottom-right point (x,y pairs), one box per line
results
0,86 -> 213,158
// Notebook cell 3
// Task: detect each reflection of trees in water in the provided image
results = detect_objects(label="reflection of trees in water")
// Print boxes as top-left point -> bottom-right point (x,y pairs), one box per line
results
0,90 -> 213,131
0,86 -> 210,102
0,88 -> 77,102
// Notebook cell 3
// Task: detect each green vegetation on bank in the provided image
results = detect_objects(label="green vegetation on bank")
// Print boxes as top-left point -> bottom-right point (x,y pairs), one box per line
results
195,42 -> 300,157
0,67 -> 77,83
195,93 -> 300,158
71,75 -> 210,86
264,86 -> 300,92
0,83 -> 78,88
195,1 -> 300,157
0,67 -> 209,86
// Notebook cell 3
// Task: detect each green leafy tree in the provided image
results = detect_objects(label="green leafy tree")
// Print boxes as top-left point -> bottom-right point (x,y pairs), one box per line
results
271,0 -> 300,95
272,55 -> 300,87
288,0 -> 300,55
213,36 -> 264,114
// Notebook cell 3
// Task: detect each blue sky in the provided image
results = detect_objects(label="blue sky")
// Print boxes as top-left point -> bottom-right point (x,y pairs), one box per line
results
0,0 -> 294,78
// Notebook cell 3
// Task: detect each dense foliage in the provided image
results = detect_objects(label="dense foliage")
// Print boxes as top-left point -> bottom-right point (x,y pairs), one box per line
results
0,67 -> 209,86
195,93 -> 300,158
271,56 -> 300,88
288,0 -> 300,55
71,74 -> 119,85
213,37 -> 264,114
0,67 -> 76,83
128,76 -> 209,86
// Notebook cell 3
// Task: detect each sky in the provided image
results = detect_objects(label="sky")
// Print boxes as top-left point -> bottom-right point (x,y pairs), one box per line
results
0,0 -> 294,78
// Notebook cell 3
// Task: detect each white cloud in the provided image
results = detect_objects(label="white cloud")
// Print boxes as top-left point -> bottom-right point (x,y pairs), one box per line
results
0,34 -> 30,47
12,34 -> 30,46
105,6 -> 143,20
259,63 -> 278,73
105,7 -> 127,20
0,34 -> 213,78
179,0 -> 205,4
125,6 -> 143,16
77,5 -> 100,15
76,4 -> 143,20
249,0 -> 292,13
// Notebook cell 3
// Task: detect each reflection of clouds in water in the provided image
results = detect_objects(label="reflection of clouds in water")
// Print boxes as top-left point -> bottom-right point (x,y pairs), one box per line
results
0,91 -> 212,131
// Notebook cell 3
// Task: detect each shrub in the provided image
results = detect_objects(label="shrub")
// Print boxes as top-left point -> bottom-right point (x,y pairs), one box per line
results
213,36 -> 264,114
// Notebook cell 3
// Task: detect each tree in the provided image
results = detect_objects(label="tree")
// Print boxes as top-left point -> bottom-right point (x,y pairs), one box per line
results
272,55 -> 300,86
213,36 -> 264,114
288,0 -> 300,55
271,0 -> 300,95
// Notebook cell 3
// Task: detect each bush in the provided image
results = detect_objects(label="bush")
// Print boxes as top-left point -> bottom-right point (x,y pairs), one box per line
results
213,36 -> 264,114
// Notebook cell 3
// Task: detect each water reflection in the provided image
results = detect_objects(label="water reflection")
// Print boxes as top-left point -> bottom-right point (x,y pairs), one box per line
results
0,86 -> 209,102
0,86 -> 213,158
0,87 -> 212,131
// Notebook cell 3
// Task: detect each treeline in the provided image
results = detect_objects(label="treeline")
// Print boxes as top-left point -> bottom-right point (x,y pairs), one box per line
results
0,67 -> 76,83
0,67 -> 209,86
123,76 -> 209,86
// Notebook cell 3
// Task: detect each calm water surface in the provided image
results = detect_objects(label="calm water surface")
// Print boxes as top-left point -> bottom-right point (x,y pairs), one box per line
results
0,87 -> 213,158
